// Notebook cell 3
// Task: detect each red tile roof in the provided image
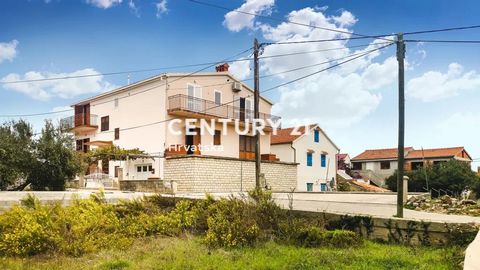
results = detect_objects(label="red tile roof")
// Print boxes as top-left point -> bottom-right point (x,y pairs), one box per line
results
406,147 -> 470,159
271,125 -> 315,145
351,147 -> 414,161
351,146 -> 472,161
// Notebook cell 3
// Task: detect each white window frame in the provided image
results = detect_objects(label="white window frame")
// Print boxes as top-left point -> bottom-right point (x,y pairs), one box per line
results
187,83 -> 202,111
214,90 -> 222,105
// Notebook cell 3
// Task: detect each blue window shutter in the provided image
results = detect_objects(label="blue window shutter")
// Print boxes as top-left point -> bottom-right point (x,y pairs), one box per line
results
307,153 -> 313,166
314,130 -> 319,142
321,154 -> 326,167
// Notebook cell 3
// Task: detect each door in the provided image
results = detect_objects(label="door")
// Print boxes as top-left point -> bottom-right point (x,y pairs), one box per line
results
239,97 -> 246,121
187,84 -> 202,112
185,128 -> 201,155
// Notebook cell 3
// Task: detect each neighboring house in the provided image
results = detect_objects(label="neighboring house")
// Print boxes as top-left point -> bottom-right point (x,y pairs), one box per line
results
351,146 -> 473,186
62,64 -> 297,193
270,124 -> 339,192
337,153 -> 351,171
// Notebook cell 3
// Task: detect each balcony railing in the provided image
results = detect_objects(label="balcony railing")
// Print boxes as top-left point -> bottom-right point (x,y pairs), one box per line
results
168,94 -> 281,127
61,114 -> 98,132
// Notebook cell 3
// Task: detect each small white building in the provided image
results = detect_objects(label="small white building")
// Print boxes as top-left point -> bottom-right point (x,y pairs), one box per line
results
270,124 -> 339,192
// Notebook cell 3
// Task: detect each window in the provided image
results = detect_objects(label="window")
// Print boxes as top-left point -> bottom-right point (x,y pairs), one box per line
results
314,129 -> 320,143
187,83 -> 202,111
214,91 -> 222,105
352,162 -> 362,170
101,116 -> 109,131
321,154 -> 327,167
307,153 -> 313,166
114,128 -> 120,140
214,130 -> 221,145
137,166 -> 141,172
380,161 -> 390,170
320,183 -> 327,192
307,183 -> 313,192
136,164 -> 154,173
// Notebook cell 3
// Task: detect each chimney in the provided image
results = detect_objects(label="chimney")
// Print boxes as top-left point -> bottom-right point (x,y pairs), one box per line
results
215,63 -> 229,72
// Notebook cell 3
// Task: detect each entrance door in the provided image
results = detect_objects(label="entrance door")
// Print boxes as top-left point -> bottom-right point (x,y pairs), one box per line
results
185,128 -> 201,155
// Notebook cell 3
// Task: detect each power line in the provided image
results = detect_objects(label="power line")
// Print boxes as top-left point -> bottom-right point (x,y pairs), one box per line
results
0,43 -> 392,118
405,39 -> 480,44
261,43 -> 394,94
0,43 -> 380,85
101,42 -> 392,134
403,25 -> 480,35
188,0 -> 394,42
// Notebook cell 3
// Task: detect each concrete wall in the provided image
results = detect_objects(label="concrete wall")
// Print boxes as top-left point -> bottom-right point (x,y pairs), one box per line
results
119,180 -> 167,193
164,155 -> 297,193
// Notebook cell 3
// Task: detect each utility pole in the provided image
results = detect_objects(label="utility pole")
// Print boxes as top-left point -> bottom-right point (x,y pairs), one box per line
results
253,38 -> 261,188
396,33 -> 406,218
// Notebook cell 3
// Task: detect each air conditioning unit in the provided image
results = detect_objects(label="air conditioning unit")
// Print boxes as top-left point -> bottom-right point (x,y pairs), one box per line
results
232,82 -> 242,92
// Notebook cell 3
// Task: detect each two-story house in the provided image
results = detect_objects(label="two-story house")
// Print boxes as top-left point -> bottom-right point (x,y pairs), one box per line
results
270,124 -> 339,192
63,64 -> 297,193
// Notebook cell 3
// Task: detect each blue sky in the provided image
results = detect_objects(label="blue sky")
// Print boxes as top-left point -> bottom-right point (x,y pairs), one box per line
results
1,0 -> 479,165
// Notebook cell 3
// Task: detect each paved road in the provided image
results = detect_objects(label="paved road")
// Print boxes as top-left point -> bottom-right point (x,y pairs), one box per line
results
1,191 -> 480,224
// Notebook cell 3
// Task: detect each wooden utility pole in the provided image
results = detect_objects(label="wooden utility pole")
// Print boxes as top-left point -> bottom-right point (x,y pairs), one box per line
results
253,38 -> 261,188
396,33 -> 406,218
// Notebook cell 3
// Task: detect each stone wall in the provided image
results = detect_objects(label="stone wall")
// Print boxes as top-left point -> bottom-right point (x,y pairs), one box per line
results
164,155 -> 297,193
119,180 -> 167,193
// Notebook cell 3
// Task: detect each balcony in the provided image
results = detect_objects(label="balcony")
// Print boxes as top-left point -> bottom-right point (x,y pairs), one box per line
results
61,114 -> 98,134
167,94 -> 281,129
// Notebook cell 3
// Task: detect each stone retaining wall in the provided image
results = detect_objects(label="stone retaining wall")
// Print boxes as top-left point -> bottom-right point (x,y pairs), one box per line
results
164,155 -> 297,193
119,180 -> 167,193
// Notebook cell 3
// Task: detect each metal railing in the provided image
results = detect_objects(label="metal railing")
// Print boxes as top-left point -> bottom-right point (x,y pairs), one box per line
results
60,114 -> 98,129
168,94 -> 281,127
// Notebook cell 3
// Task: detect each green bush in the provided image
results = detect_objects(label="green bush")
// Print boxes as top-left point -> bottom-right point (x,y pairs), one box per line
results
205,198 -> 260,248
0,205 -> 59,256
296,227 -> 362,248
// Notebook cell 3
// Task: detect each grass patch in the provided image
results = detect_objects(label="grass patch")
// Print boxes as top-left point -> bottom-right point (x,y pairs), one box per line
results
0,236 -> 463,270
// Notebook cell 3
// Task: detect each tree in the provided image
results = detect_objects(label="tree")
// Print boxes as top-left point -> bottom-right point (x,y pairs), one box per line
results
27,120 -> 82,191
386,160 -> 480,197
0,120 -> 35,190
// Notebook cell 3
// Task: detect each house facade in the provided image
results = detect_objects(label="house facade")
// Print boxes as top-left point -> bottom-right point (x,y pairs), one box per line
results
63,65 -> 297,192
351,147 -> 473,186
270,125 -> 339,192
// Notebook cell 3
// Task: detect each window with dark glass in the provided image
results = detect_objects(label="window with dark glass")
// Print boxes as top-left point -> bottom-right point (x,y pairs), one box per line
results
380,161 -> 390,170
101,116 -> 109,131
214,130 -> 221,145
114,128 -> 120,140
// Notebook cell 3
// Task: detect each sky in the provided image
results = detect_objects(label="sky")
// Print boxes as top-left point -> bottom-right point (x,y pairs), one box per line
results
0,0 -> 479,167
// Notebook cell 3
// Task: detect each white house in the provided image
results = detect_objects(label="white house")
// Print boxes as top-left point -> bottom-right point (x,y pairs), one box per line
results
63,64 -> 297,193
270,124 -> 339,192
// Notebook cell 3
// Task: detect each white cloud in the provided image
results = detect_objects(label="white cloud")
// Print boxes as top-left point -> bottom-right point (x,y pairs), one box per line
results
156,0 -> 168,18
0,40 -> 19,63
331,10 -> 357,27
407,63 -> 480,102
229,59 -> 251,80
361,57 -> 397,90
86,0 -> 122,9
223,0 -> 275,32
1,68 -> 115,101
128,0 -> 139,16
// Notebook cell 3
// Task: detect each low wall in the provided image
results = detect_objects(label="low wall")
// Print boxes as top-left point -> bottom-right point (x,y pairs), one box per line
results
290,210 -> 479,246
119,180 -> 167,193
164,155 -> 297,193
